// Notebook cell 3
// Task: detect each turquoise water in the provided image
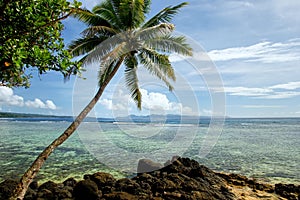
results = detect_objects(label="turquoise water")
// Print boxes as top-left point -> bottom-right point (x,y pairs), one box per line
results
0,118 -> 299,184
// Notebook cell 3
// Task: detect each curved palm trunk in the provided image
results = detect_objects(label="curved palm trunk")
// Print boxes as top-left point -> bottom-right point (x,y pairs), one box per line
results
11,59 -> 124,200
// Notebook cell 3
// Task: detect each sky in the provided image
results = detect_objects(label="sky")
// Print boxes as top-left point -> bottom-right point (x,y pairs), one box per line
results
1,0 -> 300,118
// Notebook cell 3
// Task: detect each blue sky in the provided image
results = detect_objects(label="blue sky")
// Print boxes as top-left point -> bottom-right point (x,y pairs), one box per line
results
1,0 -> 300,118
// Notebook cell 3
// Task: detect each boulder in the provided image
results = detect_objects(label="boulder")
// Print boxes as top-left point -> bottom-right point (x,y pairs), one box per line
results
137,159 -> 163,174
87,172 -> 116,189
73,179 -> 101,200
63,177 -> 77,188
0,179 -> 18,199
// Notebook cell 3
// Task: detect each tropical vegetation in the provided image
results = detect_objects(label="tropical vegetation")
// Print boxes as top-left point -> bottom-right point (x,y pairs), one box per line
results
0,0 -> 82,88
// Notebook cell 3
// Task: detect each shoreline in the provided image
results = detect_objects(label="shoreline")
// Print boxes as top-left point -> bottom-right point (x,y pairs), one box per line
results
1,157 -> 299,200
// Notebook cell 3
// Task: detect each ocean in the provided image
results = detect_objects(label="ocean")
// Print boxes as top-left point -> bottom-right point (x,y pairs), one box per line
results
0,117 -> 299,185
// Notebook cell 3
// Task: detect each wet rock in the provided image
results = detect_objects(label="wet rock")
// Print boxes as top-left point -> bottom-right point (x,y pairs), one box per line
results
87,172 -> 116,189
0,179 -> 18,199
63,177 -> 77,188
189,191 -> 212,200
137,159 -> 163,174
35,180 -> 74,200
29,180 -> 39,190
152,179 -> 177,193
37,188 -> 54,199
163,191 -> 182,199
275,183 -> 299,199
137,157 -> 236,200
103,191 -> 139,200
57,186 -> 73,199
37,181 -> 59,199
115,178 -> 142,195
73,179 -> 101,200
133,173 -> 157,184
38,181 -> 58,191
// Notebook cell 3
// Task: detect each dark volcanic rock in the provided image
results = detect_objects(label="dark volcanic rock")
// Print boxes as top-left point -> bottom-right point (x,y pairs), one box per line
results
275,183 -> 299,200
132,157 -> 236,200
24,188 -> 37,200
38,181 -> 59,192
86,172 -> 116,189
29,180 -> 38,190
73,179 -> 101,200
2,157 -> 299,200
0,179 -> 18,200
137,158 -> 163,174
115,178 -> 142,195
63,177 -> 77,188
156,157 -> 236,200
37,180 -> 73,200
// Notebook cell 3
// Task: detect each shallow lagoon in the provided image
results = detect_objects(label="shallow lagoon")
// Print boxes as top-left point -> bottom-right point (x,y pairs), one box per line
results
0,118 -> 299,184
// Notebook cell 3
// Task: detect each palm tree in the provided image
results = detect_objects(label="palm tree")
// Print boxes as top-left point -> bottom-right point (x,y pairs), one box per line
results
11,0 -> 192,199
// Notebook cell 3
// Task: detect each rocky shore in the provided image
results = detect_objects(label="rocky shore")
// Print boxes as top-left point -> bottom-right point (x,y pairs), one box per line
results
0,157 -> 299,200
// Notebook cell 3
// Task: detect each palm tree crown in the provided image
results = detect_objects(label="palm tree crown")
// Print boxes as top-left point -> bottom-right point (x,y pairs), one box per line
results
69,0 -> 192,109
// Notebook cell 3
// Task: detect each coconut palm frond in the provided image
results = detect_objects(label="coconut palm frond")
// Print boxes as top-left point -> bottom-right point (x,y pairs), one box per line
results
137,23 -> 175,41
83,34 -> 125,65
145,34 -> 193,56
96,41 -> 130,86
142,2 -> 188,28
98,59 -> 118,86
72,8 -> 109,27
124,54 -> 142,109
68,37 -> 107,57
141,48 -> 176,81
92,1 -> 123,29
81,26 -> 117,38
143,0 -> 151,14
139,49 -> 174,91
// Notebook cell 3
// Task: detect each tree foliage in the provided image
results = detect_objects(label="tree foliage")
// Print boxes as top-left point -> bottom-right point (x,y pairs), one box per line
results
0,0 -> 82,88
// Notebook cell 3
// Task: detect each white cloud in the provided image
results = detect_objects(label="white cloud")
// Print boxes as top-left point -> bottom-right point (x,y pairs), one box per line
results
169,38 -> 300,64
99,99 -> 113,110
25,99 -> 44,109
0,86 -> 24,107
256,92 -> 300,99
207,39 -> 300,63
0,86 -> 57,110
220,86 -> 273,97
216,82 -> 300,99
140,89 -> 181,112
45,100 -> 57,110
25,99 -> 57,110
97,89 -> 197,116
99,98 -> 126,111
269,81 -> 300,90
168,53 -> 187,62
